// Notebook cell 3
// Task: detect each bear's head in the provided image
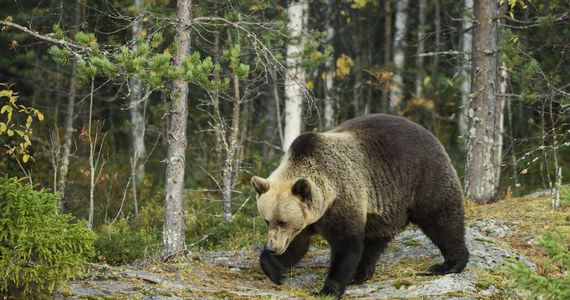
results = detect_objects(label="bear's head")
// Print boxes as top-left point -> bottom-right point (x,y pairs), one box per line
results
251,176 -> 326,255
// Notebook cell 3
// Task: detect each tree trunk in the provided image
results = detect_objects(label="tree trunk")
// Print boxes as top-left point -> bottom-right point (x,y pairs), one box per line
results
431,0 -> 441,96
323,0 -> 335,129
389,0 -> 409,111
129,0 -> 145,219
459,0 -> 473,137
57,0 -> 81,211
87,79 -> 95,230
262,72 -> 280,161
415,0 -> 426,99
465,0 -> 503,203
162,0 -> 191,259
282,0 -> 309,152
221,71 -> 241,224
381,0 -> 392,113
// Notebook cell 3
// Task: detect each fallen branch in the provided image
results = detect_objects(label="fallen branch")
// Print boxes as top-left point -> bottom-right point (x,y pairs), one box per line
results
122,270 -> 214,292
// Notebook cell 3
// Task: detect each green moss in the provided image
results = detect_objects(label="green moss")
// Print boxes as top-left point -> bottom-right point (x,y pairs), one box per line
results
392,279 -> 413,289
403,237 -> 421,247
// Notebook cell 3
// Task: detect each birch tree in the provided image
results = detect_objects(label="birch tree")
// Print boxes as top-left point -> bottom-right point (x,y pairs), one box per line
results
414,0 -> 427,100
128,0 -> 147,218
57,0 -> 81,210
162,0 -> 191,259
464,0 -> 503,203
459,0 -> 473,137
389,0 -> 410,111
323,0 -> 336,130
282,0 -> 309,152
381,0 -> 392,113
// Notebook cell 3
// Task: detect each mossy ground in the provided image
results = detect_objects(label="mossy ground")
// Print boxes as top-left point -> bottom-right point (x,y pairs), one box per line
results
65,192 -> 568,299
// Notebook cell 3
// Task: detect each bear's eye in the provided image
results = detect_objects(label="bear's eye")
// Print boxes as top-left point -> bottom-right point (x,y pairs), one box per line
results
264,219 -> 269,225
277,221 -> 286,227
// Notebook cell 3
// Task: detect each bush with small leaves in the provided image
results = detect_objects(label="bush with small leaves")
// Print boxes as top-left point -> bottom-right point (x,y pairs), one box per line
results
0,176 -> 96,297
507,229 -> 569,299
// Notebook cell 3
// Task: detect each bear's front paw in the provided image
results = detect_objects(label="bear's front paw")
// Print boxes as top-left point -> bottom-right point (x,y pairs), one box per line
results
314,280 -> 343,299
260,249 -> 284,285
310,289 -> 341,300
427,262 -> 451,275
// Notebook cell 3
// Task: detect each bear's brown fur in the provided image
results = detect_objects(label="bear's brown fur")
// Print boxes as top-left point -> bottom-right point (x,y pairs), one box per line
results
252,114 -> 469,298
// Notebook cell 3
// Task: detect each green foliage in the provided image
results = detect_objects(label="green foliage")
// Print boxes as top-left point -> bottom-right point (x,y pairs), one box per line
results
0,176 -> 96,297
75,31 -> 97,47
559,184 -> 570,206
507,230 -> 570,299
48,45 -> 71,65
222,45 -> 250,79
94,218 -> 161,265
185,184 -> 267,250
0,83 -> 43,164
94,198 -> 163,265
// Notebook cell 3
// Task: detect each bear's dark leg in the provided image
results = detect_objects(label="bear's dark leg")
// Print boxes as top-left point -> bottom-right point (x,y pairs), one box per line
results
415,218 -> 469,275
352,236 -> 392,284
260,229 -> 311,285
318,234 -> 363,299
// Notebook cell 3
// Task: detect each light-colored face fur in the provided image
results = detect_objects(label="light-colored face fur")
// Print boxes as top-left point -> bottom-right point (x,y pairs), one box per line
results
251,176 -> 323,255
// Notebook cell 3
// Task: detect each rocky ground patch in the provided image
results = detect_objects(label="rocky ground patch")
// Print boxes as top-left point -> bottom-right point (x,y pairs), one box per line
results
57,224 -> 535,299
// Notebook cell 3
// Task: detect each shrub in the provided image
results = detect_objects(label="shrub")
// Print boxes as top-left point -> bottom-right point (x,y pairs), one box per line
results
0,176 -> 96,297
94,217 -> 161,265
507,230 -> 569,299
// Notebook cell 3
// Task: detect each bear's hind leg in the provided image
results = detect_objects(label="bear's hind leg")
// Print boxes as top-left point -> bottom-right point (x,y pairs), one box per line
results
416,220 -> 469,275
352,236 -> 391,284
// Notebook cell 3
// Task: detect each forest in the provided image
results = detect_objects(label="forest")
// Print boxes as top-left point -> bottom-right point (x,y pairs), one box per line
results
0,0 -> 569,298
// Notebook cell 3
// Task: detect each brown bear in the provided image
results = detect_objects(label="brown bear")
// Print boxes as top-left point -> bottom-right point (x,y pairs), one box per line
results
251,114 -> 469,298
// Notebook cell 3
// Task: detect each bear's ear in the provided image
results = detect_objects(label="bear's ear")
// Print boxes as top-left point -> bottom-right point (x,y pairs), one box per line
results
251,176 -> 270,194
292,178 -> 311,201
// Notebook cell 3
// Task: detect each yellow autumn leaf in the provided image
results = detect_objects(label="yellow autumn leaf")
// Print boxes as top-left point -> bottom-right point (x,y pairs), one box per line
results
423,76 -> 431,86
321,72 -> 326,80
306,81 -> 314,90
22,154 -> 29,163
347,17 -> 351,24
37,112 -> 44,121
335,54 -> 354,79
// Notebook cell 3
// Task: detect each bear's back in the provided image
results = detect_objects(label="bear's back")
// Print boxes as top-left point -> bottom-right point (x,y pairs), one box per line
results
328,114 -> 445,163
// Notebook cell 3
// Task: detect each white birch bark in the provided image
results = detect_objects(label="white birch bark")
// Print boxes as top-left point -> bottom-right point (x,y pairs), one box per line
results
459,0 -> 473,137
415,0 -> 426,99
57,0 -> 81,210
129,0 -> 146,171
389,0 -> 409,111
323,0 -> 335,129
129,0 -> 145,219
282,0 -> 308,152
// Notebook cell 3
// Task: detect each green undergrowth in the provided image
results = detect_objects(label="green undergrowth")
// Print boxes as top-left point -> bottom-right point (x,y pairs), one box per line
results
0,176 -> 96,298
467,186 -> 570,298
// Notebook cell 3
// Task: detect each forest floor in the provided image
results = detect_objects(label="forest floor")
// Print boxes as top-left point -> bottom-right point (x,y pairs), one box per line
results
57,191 -> 569,299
